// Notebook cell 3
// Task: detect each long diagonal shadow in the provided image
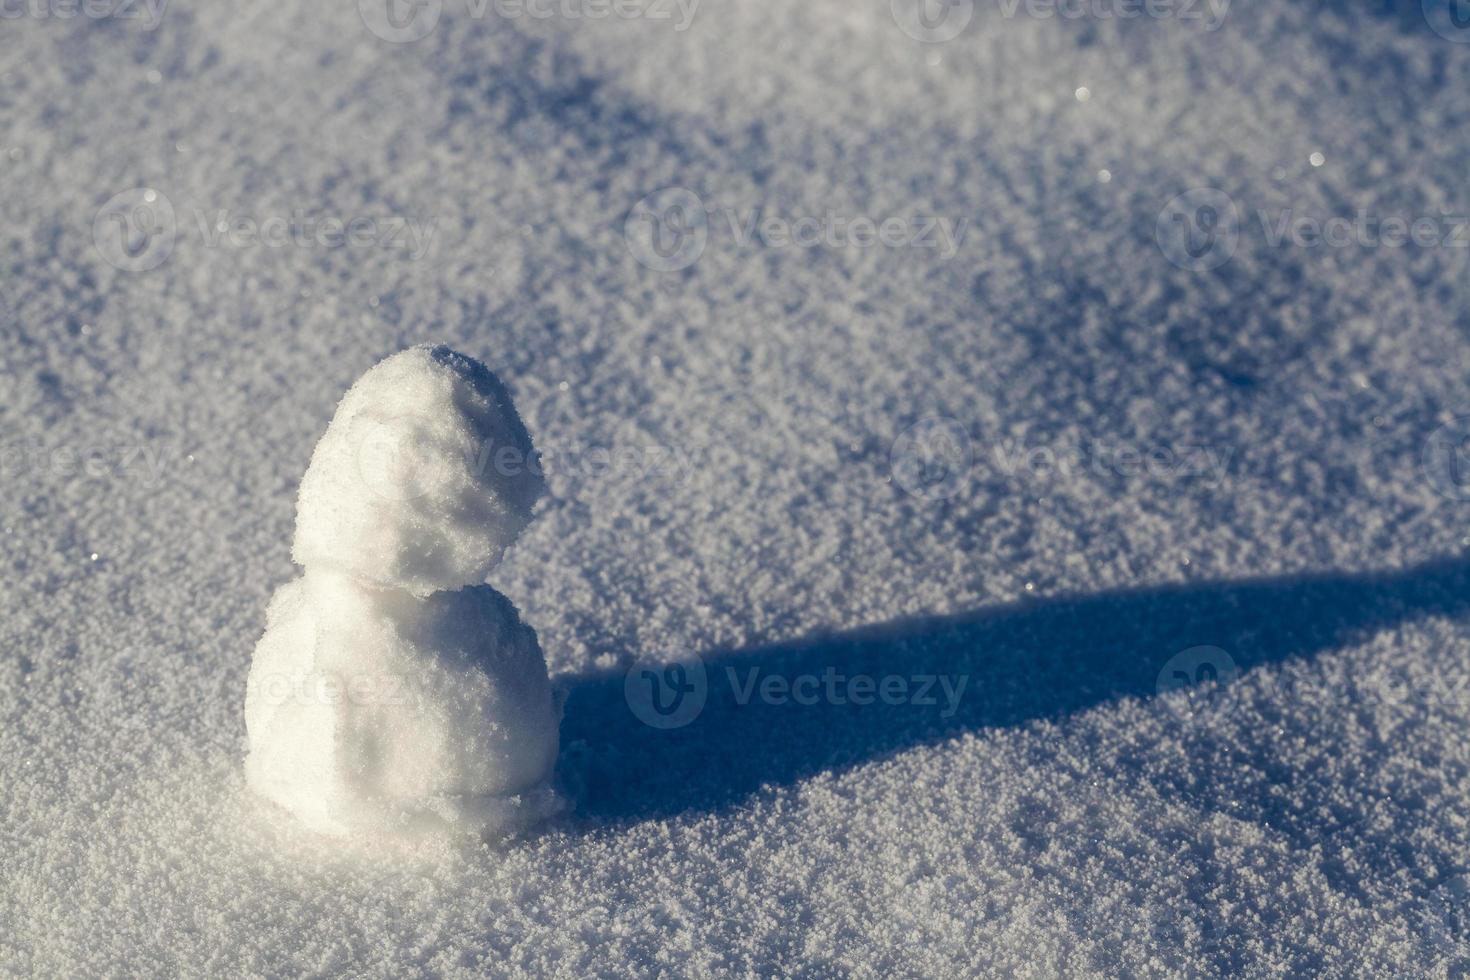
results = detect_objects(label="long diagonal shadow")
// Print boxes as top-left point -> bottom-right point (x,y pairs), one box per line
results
559,556 -> 1470,824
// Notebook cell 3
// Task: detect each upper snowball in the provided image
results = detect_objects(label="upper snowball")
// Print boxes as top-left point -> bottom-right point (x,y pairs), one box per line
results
292,346 -> 546,595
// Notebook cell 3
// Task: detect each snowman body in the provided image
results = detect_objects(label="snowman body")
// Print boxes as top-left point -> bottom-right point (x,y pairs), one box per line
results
244,346 -> 561,838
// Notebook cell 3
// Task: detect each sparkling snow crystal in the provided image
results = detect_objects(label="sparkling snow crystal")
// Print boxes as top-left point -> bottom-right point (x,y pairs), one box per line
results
246,347 -> 560,839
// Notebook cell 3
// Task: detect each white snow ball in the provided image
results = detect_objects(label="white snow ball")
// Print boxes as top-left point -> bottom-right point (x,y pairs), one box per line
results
244,570 -> 563,839
292,345 -> 546,595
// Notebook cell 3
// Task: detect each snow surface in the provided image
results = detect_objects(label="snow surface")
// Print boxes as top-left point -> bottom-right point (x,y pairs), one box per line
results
6,1 -> 1470,976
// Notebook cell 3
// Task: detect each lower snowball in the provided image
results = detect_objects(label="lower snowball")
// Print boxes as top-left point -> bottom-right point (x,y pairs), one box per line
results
244,571 -> 562,838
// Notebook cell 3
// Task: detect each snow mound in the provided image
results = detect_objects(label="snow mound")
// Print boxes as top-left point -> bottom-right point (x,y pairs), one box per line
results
244,571 -> 561,838
293,345 -> 545,596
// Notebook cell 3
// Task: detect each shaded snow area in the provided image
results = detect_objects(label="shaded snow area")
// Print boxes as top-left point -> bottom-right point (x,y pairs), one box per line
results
5,1 -> 1470,976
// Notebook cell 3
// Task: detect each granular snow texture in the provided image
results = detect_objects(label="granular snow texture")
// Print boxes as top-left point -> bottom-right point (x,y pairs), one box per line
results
292,344 -> 546,595
245,569 -> 562,839
249,345 -> 559,839
5,1 -> 1470,976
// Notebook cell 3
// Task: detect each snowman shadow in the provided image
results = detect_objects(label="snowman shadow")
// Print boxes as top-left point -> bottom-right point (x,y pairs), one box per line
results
560,554 -> 1470,825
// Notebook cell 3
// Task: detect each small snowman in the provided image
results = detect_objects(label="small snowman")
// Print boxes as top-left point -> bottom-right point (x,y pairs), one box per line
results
244,346 -> 562,838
